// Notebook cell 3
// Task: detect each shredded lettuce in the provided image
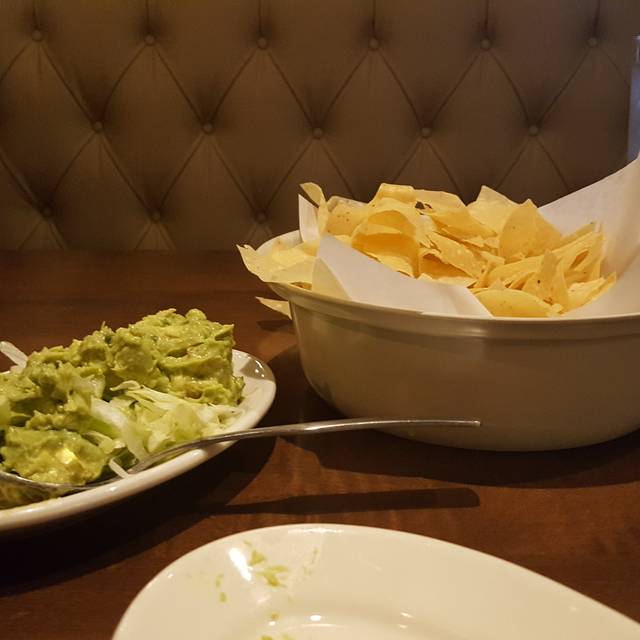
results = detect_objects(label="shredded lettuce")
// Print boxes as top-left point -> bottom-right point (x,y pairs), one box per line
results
0,341 -> 27,370
89,383 -> 242,461
112,382 -> 241,454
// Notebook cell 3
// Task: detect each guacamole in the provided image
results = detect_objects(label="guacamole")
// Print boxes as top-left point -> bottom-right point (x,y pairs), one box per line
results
0,309 -> 244,486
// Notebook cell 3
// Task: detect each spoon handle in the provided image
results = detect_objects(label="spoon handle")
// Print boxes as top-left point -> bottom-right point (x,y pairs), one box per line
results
129,417 -> 480,473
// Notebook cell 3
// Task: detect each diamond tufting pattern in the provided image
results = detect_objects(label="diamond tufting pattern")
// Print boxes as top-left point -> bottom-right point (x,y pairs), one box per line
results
0,0 -> 639,249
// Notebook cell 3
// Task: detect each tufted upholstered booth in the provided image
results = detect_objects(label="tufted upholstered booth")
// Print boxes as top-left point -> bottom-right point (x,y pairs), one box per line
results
1,1 -> 639,249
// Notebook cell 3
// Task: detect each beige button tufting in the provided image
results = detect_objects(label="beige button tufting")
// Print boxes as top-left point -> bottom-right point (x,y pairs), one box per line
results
528,125 -> 540,136
480,38 -> 491,50
369,38 -> 380,50
588,36 -> 599,48
421,127 -> 432,139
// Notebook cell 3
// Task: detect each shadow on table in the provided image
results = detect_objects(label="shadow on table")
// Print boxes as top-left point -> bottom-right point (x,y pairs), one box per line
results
264,348 -> 640,490
256,318 -> 294,334
0,435 -> 276,596
197,486 -> 478,516
294,415 -> 640,490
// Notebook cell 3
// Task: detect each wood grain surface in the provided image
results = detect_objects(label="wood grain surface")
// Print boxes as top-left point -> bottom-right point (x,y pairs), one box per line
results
1,252 -> 639,639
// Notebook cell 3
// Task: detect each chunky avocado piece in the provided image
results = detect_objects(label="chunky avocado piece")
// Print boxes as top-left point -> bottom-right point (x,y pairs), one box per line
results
108,308 -> 244,405
1,427 -> 107,485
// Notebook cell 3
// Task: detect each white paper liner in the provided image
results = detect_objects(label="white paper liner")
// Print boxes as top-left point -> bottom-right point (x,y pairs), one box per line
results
314,235 -> 491,316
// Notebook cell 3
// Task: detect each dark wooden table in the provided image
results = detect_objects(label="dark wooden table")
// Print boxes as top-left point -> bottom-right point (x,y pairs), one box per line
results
1,252 -> 640,639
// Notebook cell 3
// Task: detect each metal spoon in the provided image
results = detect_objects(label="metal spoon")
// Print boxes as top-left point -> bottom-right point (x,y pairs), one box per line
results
0,417 -> 479,506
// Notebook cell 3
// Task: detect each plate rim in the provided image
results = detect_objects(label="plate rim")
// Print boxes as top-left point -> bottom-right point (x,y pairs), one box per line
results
0,349 -> 276,534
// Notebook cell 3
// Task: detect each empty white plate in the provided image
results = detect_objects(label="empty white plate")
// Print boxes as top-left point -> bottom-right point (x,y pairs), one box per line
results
114,523 -> 640,639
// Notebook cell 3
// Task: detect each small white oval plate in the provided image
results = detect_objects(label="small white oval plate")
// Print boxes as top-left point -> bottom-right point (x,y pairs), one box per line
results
115,523 -> 640,640
0,351 -> 275,535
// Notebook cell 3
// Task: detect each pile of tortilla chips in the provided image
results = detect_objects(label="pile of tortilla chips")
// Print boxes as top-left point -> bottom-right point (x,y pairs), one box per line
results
239,182 -> 616,318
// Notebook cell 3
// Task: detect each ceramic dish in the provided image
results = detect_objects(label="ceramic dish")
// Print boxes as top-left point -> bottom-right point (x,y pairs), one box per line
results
114,523 -> 640,639
0,351 -> 275,535
258,231 -> 640,451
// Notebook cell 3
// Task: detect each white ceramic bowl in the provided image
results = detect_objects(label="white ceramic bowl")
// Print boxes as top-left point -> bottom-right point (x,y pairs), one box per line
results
259,231 -> 640,451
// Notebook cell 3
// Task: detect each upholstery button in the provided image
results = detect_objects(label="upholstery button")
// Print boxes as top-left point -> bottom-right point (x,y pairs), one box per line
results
256,212 -> 267,224
312,127 -> 323,139
150,211 -> 161,222
257,36 -> 268,49
202,122 -> 214,134
369,38 -> 380,50
528,125 -> 540,136
144,34 -> 155,46
41,206 -> 53,218
93,121 -> 103,133
480,38 -> 491,50
421,127 -> 432,139
32,30 -> 43,42
588,36 -> 598,48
